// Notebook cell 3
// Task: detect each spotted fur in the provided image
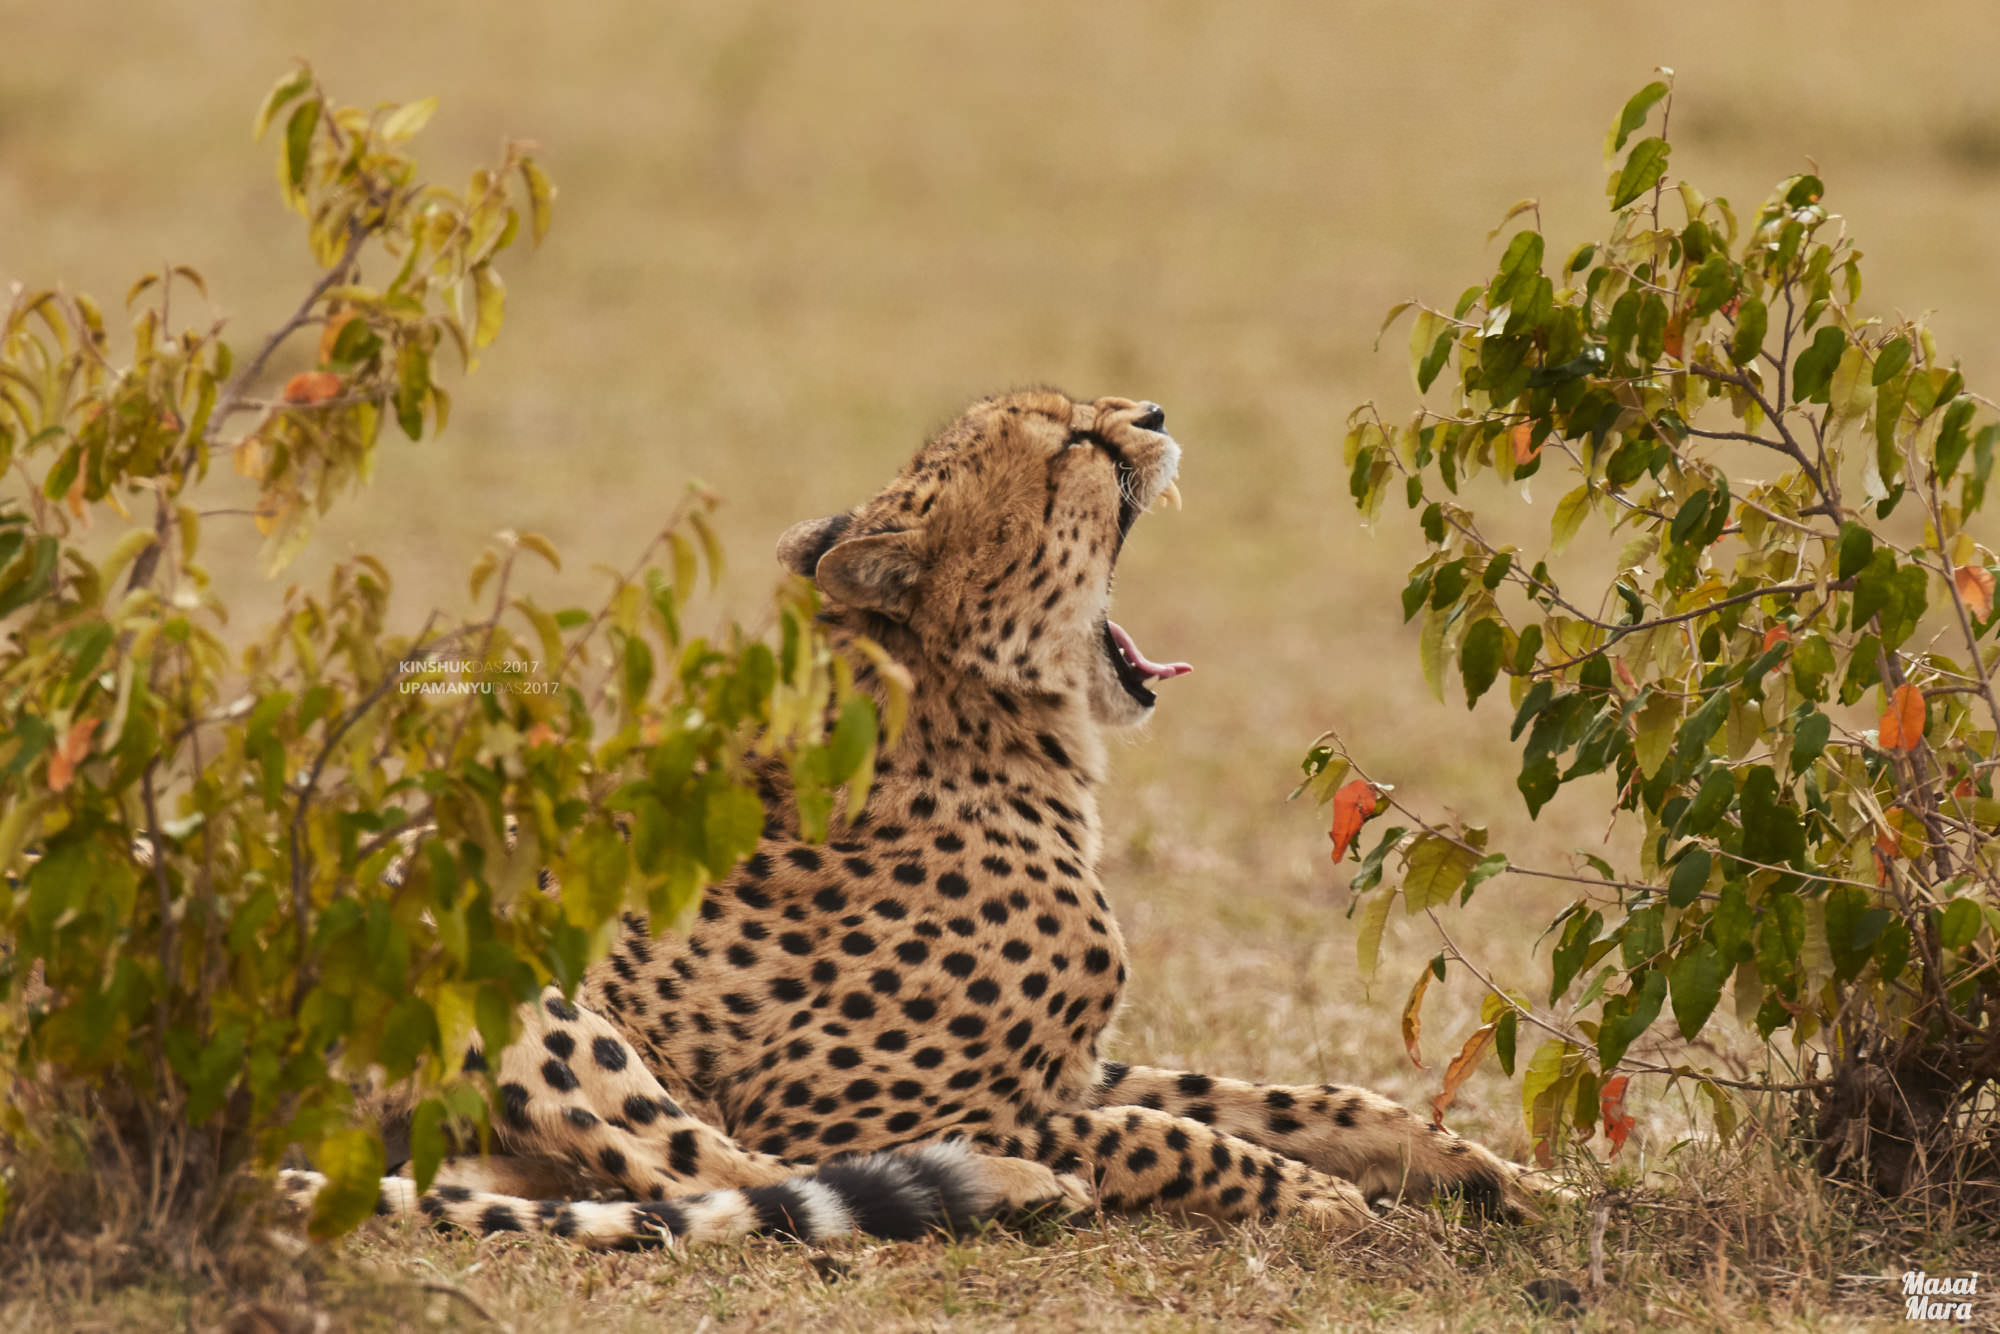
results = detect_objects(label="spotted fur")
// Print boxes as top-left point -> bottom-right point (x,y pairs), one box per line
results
339,391 -> 1531,1250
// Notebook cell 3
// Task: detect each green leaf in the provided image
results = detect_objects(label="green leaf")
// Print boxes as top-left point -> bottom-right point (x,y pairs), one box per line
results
1790,710 -> 1831,768
307,1126 -> 385,1241
1934,396 -> 1976,482
1871,336 -> 1910,386
1461,852 -> 1509,905
1792,327 -> 1845,404
1494,1010 -> 1517,1075
1550,908 -> 1602,1002
1669,489 -> 1712,547
1611,137 -> 1670,210
1513,624 -> 1544,675
1824,886 -> 1891,980
1410,310 -> 1453,394
1517,753 -> 1559,818
1667,848 -> 1711,908
283,99 -> 320,201
826,692 -> 878,786
1460,618 -> 1504,708
702,783 -> 765,876
253,64 -> 312,140
1596,969 -> 1666,1069
1608,81 -> 1670,155
1940,897 -> 1983,951
1738,766 -> 1803,865
395,338 -> 430,440
621,632 -> 653,705
1712,881 -> 1754,961
1676,688 -> 1732,769
1836,522 -> 1874,581
1668,942 -> 1726,1039
1728,296 -> 1767,366
1689,255 -> 1737,318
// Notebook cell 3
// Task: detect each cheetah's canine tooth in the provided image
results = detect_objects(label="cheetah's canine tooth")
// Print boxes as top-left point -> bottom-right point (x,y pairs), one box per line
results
1152,478 -> 1181,512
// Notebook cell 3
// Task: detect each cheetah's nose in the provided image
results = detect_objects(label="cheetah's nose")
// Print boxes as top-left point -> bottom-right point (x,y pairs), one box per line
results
1132,405 -> 1165,432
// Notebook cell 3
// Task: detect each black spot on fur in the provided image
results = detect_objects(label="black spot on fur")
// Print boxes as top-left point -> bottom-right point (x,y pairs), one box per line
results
591,1036 -> 629,1071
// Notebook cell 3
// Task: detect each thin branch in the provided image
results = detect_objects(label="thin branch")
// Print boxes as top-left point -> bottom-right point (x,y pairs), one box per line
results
205,222 -> 371,440
1535,577 -> 1855,675
1685,364 -> 1837,514
1617,1061 -> 1830,1094
286,623 -> 472,1006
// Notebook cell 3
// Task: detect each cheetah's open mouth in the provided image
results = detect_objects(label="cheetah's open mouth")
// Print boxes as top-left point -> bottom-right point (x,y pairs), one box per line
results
1103,620 -> 1190,707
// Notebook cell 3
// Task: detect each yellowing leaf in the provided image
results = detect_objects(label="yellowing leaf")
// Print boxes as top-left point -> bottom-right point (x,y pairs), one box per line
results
520,157 -> 555,246
1953,564 -> 1994,619
380,95 -> 439,142
47,716 -> 100,793
471,264 -> 505,350
1431,1021 -> 1498,1127
1401,965 -> 1432,1070
235,436 -> 267,480
1403,833 -> 1477,913
517,531 -> 561,572
1355,890 -> 1393,984
1550,484 -> 1591,555
318,311 -> 358,366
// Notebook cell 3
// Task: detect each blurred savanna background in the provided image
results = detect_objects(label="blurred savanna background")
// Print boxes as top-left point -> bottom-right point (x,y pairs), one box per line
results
6,1 -> 1999,1327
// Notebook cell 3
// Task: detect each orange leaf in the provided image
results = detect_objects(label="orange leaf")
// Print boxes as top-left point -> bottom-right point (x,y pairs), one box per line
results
318,311 -> 358,366
1614,658 -> 1637,692
1954,564 -> 1994,620
1599,1075 -> 1635,1157
1762,626 -> 1790,656
64,467 -> 89,527
525,722 -> 558,747
1401,965 -> 1432,1071
282,370 -> 342,405
1872,819 -> 1900,885
1877,683 -> 1926,752
1509,422 -> 1541,465
1662,306 -> 1686,361
1327,779 -> 1381,863
47,716 -> 100,793
1430,1021 -> 1498,1128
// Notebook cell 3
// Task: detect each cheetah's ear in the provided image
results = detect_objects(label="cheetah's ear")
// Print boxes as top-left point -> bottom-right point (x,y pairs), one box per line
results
811,528 -> 925,621
776,512 -> 854,576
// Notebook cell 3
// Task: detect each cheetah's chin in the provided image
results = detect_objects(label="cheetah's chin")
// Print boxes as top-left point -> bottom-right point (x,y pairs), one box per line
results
1103,620 -> 1191,707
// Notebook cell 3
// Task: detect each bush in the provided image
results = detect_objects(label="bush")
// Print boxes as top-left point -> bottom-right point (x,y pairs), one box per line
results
1308,74 -> 1999,1195
0,65 -> 887,1255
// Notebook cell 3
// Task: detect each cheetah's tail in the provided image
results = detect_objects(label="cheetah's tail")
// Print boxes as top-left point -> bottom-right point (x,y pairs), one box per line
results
278,1140 -> 1020,1250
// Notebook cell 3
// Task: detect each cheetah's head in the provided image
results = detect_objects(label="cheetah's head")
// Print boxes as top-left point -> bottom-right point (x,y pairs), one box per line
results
777,390 -> 1188,729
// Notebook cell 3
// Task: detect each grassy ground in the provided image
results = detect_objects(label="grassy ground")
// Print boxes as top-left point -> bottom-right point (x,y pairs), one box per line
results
5,1 -> 2000,1328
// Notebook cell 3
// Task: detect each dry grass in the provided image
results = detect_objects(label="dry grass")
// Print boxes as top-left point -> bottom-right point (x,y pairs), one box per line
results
5,0 -> 2000,1328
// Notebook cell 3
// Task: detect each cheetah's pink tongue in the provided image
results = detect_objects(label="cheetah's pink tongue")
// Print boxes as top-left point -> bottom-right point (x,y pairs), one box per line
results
1107,619 -> 1192,679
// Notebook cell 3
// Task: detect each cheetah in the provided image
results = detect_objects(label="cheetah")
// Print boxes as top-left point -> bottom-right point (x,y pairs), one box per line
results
294,390 -> 1530,1249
